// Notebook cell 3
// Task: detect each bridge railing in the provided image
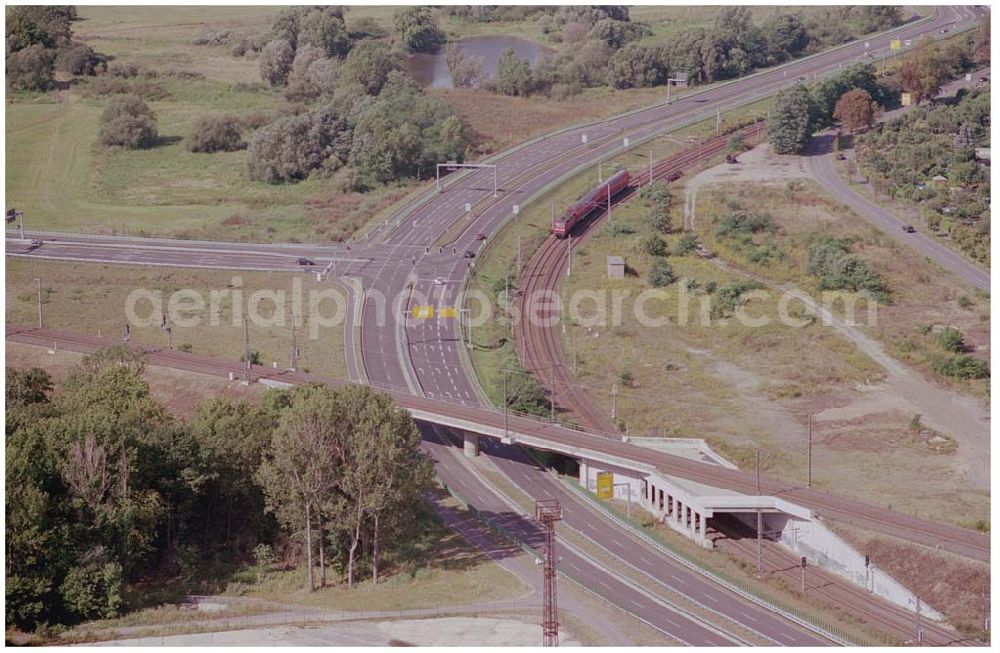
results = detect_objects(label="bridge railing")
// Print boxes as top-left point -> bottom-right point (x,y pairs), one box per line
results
560,477 -> 896,647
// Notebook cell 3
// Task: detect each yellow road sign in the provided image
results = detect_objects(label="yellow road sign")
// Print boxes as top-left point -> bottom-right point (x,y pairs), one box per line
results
412,305 -> 435,319
890,39 -> 901,51
596,472 -> 613,499
439,306 -> 459,318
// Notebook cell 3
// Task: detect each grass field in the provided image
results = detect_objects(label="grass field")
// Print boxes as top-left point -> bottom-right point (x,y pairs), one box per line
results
465,100 -> 769,410
6,259 -> 348,379
550,168 -> 987,525
5,5 -> 861,241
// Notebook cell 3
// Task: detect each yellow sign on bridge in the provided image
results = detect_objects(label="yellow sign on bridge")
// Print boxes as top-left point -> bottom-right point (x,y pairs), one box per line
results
596,472 -> 614,499
439,306 -> 459,318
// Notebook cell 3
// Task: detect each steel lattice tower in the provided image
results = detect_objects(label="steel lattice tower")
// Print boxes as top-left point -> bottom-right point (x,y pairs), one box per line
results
536,499 -> 562,647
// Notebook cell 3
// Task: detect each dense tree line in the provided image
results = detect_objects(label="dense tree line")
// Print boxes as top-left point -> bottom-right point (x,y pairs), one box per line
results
485,5 -> 905,97
242,7 -> 474,187
5,5 -> 105,91
6,348 -> 433,632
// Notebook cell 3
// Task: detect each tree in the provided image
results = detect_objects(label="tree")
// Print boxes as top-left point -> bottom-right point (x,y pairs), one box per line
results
768,85 -> 814,154
833,88 -> 879,133
606,43 -> 665,89
445,43 -> 484,88
494,47 -> 533,96
6,43 -> 55,91
98,94 -> 158,149
6,367 -> 53,407
338,40 -> 400,96
898,39 -> 949,104
259,38 -> 295,88
5,5 -> 74,52
187,114 -> 244,152
393,6 -> 444,53
298,7 -> 351,58
856,6 -> 903,34
972,16 -> 990,66
761,14 -> 808,64
246,104 -> 348,183
257,386 -> 343,591
56,42 -> 106,76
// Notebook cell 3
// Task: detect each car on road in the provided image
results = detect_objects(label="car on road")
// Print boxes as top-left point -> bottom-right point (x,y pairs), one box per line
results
26,239 -> 42,252
433,277 -> 445,285
296,257 -> 314,266
463,250 -> 476,259
475,232 -> 487,241
901,225 -> 916,233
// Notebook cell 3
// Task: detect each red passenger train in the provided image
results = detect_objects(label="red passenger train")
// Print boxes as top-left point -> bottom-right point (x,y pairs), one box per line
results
552,170 -> 630,238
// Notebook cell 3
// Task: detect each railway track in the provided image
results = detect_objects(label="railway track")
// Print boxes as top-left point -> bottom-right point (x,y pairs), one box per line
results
9,325 -> 988,562
506,126 -> 988,640
514,124 -> 764,434
711,516 -> 979,646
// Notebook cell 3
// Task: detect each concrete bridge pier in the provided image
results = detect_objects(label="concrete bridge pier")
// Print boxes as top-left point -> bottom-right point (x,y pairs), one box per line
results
463,433 -> 479,458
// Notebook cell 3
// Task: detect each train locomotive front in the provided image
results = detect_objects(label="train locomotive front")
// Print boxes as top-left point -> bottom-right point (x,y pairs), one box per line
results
552,170 -> 631,238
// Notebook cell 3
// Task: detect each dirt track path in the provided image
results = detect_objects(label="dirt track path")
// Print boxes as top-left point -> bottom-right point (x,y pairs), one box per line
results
683,149 -> 990,489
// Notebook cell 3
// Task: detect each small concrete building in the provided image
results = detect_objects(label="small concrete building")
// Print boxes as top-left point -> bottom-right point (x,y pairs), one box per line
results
606,255 -> 625,279
930,174 -> 948,188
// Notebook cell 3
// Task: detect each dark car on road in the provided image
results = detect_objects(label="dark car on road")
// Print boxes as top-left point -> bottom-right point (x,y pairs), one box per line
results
463,250 -> 476,259
475,232 -> 487,241
297,257 -> 314,266
901,225 -> 916,233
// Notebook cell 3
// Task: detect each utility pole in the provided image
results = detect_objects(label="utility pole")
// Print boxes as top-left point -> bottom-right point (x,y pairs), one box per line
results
566,235 -> 572,277
290,310 -> 299,370
161,315 -> 172,350
598,161 -> 602,183
807,414 -> 813,487
535,500 -> 562,647
572,327 -> 578,374
756,449 -> 763,577
502,371 -> 509,440
915,596 -> 923,645
865,554 -> 871,592
243,315 -> 252,385
611,383 -> 618,420
35,277 -> 43,328
800,556 -> 807,593
122,323 -> 130,344
716,106 -> 722,135
607,180 -> 611,219
550,201 -> 555,230
517,234 -> 522,273
648,150 -> 653,185
549,364 -> 556,423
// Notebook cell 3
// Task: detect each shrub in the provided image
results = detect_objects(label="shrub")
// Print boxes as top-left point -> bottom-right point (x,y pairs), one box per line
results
648,258 -> 675,287
98,94 -> 158,149
82,76 -> 169,100
806,237 -> 888,302
936,327 -> 965,353
932,354 -> 989,380
60,559 -> 125,621
393,6 -> 445,53
715,202 -> 774,238
259,38 -> 294,87
298,7 -> 350,58
56,42 -> 106,76
338,40 -> 400,96
187,115 -> 244,153
712,280 -> 764,317
246,104 -> 348,183
494,47 -> 533,96
6,43 -> 55,91
641,233 -> 667,257
673,234 -> 698,255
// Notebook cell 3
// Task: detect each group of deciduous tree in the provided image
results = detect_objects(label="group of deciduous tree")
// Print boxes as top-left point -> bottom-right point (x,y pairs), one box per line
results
6,348 -> 433,632
6,5 -> 105,91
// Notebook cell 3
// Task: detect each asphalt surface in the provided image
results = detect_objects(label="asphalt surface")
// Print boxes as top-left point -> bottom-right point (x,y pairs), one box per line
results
806,136 -> 990,292
4,6 -> 988,643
